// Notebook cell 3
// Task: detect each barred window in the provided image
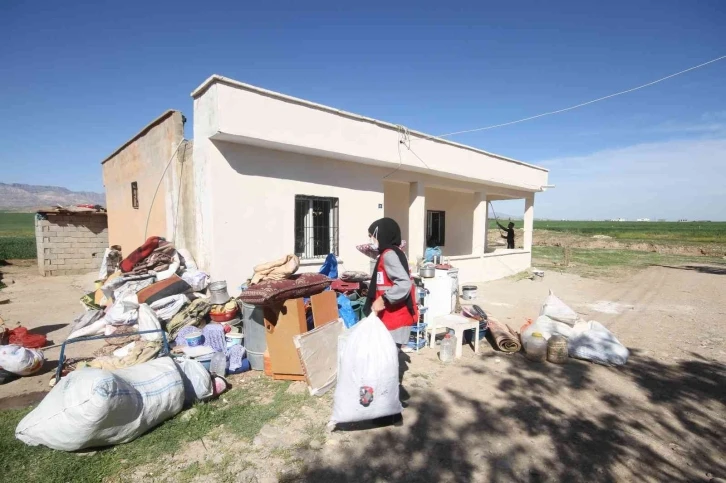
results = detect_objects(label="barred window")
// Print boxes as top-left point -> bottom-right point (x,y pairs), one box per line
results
295,196 -> 339,259
427,210 -> 446,246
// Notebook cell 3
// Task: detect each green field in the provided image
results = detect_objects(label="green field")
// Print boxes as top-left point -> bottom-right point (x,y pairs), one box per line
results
0,212 -> 36,260
489,220 -> 726,245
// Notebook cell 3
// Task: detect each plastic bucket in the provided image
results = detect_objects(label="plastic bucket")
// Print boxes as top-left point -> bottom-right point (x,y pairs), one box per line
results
461,285 -> 477,300
225,333 -> 244,346
242,302 -> 266,371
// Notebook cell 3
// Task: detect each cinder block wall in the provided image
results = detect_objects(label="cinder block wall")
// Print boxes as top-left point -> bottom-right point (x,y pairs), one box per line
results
35,213 -> 109,276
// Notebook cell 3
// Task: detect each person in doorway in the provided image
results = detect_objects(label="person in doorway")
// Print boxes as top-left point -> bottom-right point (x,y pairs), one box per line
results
424,236 -> 443,263
498,221 -> 516,249
363,218 -> 418,347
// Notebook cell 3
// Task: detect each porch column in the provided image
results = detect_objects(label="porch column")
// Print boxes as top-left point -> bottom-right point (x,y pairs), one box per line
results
472,190 -> 488,255
523,193 -> 535,251
408,182 -> 426,264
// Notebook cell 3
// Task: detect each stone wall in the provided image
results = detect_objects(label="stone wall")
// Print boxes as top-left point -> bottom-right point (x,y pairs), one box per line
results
35,213 -> 109,276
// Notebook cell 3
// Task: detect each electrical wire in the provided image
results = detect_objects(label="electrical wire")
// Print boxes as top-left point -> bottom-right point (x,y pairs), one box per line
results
382,125 -> 409,179
415,54 -> 726,141
144,138 -> 186,240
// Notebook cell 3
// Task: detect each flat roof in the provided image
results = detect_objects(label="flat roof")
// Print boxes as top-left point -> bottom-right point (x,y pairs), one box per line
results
191,74 -> 547,173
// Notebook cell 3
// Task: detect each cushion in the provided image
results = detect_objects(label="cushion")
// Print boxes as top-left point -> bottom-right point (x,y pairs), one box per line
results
238,273 -> 332,306
136,275 -> 191,305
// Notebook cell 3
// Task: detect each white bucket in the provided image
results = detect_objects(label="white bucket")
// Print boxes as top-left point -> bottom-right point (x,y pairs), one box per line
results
461,285 -> 477,300
533,270 -> 544,282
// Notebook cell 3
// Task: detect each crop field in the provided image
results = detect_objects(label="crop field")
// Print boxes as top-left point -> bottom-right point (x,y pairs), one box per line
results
0,212 -> 36,260
490,220 -> 726,245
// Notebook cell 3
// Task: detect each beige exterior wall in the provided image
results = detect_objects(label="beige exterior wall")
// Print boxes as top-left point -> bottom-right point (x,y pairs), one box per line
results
35,213 -> 108,276
425,187 -> 474,257
101,110 -> 185,255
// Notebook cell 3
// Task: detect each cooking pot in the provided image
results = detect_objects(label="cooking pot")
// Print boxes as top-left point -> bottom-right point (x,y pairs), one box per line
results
419,266 -> 435,278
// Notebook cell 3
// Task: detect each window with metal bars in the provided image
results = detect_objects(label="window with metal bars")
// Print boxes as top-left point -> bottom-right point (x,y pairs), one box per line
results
427,210 -> 446,246
294,195 -> 339,259
131,182 -> 139,209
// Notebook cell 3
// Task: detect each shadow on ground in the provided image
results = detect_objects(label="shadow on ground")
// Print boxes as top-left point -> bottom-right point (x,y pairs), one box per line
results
286,351 -> 726,482
653,264 -> 726,276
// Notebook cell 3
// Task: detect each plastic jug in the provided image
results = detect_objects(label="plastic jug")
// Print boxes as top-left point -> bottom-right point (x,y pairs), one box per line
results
439,333 -> 456,363
210,351 -> 227,376
524,332 -> 547,362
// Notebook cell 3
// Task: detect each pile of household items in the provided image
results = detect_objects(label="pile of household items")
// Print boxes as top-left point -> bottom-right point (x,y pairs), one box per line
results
457,290 -> 630,367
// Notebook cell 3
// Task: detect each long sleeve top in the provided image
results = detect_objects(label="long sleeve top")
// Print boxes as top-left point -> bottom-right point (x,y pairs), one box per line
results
382,250 -> 413,304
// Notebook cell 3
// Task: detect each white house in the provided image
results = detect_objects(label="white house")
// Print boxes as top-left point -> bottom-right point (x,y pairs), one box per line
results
102,75 -> 550,292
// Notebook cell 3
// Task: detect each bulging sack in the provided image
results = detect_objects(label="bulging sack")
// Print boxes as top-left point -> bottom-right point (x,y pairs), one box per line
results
15,358 -> 184,451
569,321 -> 629,366
330,314 -> 402,426
540,290 -> 579,325
0,345 -> 44,376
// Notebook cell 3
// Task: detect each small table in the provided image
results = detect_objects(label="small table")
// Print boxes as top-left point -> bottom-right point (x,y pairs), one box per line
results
428,314 -> 480,358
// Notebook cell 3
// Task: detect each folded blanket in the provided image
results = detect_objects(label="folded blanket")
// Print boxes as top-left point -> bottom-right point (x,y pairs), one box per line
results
239,273 -> 332,306
136,275 -> 191,305
167,299 -> 210,340
487,319 -> 521,352
250,254 -> 300,284
120,236 -> 161,273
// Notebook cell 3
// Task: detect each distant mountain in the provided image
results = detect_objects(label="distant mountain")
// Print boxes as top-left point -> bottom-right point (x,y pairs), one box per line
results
0,183 -> 105,211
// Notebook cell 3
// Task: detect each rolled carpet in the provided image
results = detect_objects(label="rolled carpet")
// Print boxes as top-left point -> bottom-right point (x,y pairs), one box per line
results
487,318 -> 521,353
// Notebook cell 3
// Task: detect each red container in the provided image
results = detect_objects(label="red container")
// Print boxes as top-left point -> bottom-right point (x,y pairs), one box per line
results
209,306 -> 240,322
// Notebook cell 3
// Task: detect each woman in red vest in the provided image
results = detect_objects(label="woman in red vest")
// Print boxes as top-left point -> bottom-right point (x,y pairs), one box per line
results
363,218 -> 418,346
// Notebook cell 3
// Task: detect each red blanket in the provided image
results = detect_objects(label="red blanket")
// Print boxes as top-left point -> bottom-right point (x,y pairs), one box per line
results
120,236 -> 161,273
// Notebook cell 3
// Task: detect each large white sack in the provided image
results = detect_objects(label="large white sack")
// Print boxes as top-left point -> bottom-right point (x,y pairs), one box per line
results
569,321 -> 629,366
15,358 -> 184,451
0,345 -> 45,376
67,318 -> 107,340
521,315 -> 574,342
104,295 -> 140,326
540,290 -> 579,325
330,314 -> 402,425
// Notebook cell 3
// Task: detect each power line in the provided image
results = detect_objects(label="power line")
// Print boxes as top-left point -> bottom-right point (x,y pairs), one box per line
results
416,54 -> 726,141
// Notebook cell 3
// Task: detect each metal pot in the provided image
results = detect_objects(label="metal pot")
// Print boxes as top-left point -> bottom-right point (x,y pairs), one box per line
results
419,266 -> 436,278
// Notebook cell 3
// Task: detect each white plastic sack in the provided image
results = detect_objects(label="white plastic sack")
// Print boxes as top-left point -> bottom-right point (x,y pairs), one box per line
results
137,304 -> 163,341
181,270 -> 210,292
154,253 -> 181,281
98,248 -> 111,279
540,290 -> 579,325
68,318 -> 107,340
176,358 -> 214,404
178,249 -> 198,270
569,321 -> 629,366
15,358 -> 184,451
0,345 -> 45,376
150,294 -> 188,322
330,314 -> 402,425
521,315 -> 574,342
104,294 -> 140,326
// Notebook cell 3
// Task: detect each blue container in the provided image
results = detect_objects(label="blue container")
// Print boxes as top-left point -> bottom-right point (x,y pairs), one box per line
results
185,331 -> 204,347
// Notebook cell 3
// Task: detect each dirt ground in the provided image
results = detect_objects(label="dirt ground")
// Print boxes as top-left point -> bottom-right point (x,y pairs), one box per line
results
2,260 -> 725,482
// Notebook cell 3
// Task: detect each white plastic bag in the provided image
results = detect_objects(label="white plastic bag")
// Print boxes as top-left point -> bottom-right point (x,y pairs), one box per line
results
104,294 -> 140,326
540,290 -> 579,325
181,270 -> 210,292
0,345 -> 45,376
137,304 -> 163,341
569,321 -> 629,366
521,315 -> 574,342
15,358 -> 184,451
176,358 -> 214,404
330,314 -> 402,425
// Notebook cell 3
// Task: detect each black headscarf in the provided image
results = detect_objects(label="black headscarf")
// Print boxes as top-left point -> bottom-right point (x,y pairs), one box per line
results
363,218 -> 415,317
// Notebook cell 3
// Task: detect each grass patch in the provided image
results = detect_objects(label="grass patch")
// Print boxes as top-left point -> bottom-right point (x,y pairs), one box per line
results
0,213 -> 36,260
0,376 -> 310,483
533,246 -> 726,278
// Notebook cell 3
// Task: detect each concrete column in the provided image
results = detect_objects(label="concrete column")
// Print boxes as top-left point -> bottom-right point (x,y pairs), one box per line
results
408,182 -> 426,263
472,190 -> 488,255
523,194 -> 535,251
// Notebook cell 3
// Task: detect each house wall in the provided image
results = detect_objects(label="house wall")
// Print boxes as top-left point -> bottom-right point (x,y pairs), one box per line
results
207,141 -> 390,291
35,213 -> 108,276
424,187 -> 474,257
102,110 -> 185,255
383,181 -> 410,243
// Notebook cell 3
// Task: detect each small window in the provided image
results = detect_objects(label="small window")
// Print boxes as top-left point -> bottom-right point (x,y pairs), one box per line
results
131,182 -> 139,209
295,195 -> 339,259
427,210 -> 446,246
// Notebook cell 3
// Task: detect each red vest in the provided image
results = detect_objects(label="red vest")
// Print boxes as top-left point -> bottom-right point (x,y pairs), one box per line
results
375,250 -> 419,331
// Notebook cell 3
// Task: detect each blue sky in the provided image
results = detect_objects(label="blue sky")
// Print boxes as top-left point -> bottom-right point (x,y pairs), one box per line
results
1,0 -> 724,220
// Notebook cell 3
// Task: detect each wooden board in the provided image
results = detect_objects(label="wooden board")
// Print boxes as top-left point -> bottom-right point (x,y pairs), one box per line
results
293,319 -> 344,395
264,298 -> 307,376
272,373 -> 307,381
311,291 -> 339,328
